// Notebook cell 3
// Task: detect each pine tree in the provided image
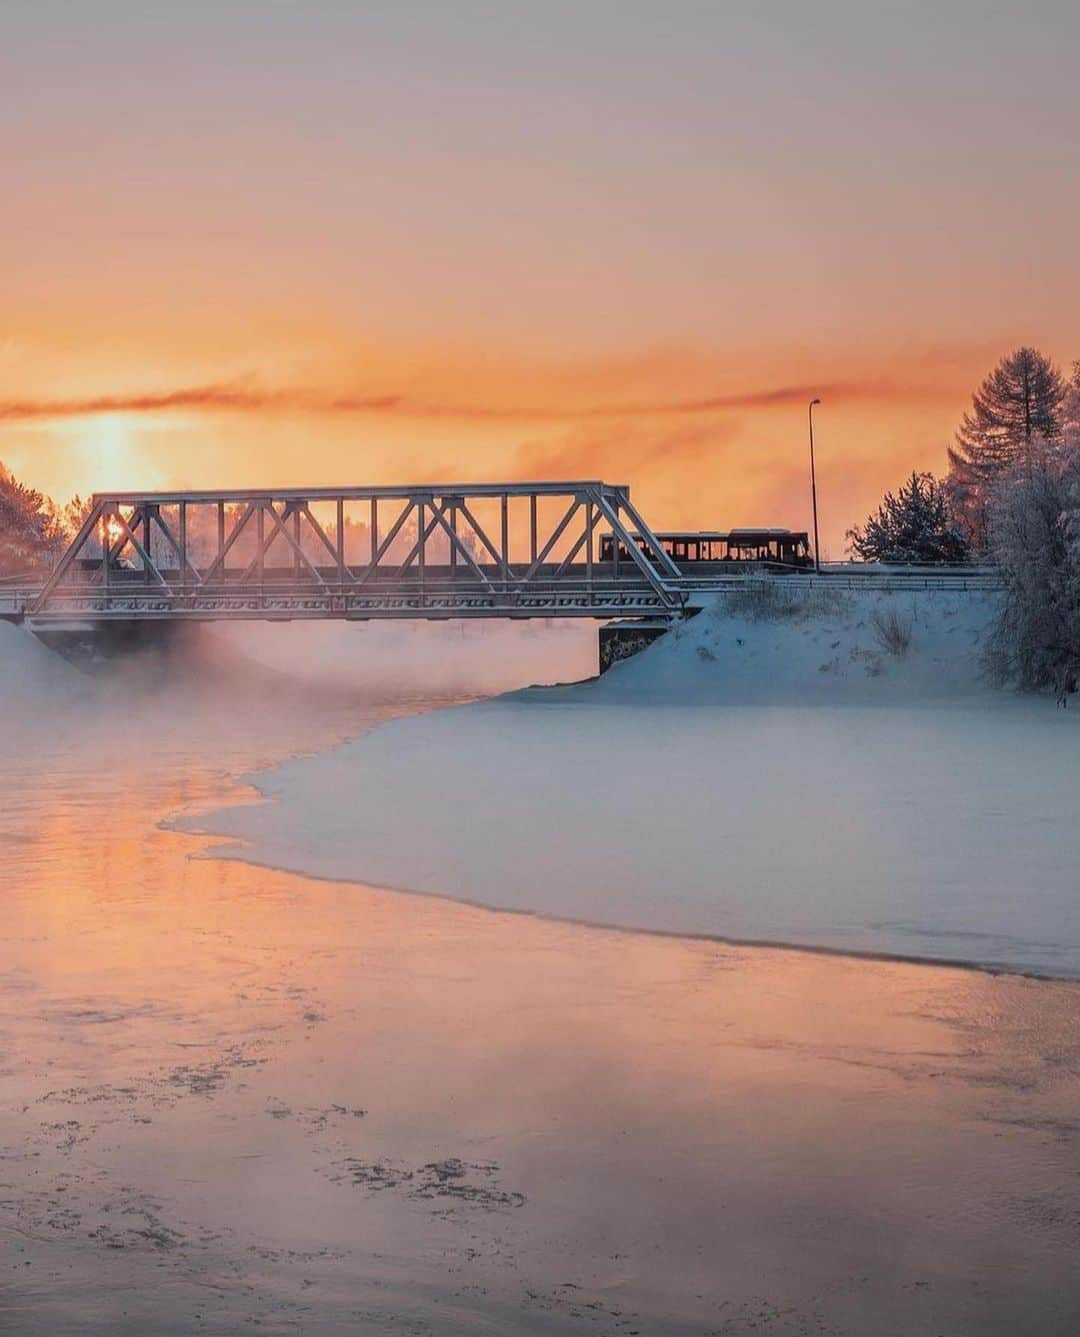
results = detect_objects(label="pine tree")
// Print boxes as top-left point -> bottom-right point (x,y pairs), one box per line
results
947,346 -> 1067,546
846,471 -> 969,564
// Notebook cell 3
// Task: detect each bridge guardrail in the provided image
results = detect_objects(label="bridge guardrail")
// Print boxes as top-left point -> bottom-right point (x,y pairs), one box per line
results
678,572 -> 1004,594
0,586 -> 40,620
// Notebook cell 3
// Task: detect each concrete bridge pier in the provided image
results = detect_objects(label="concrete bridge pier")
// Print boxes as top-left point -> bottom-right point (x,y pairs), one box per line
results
598,617 -> 672,673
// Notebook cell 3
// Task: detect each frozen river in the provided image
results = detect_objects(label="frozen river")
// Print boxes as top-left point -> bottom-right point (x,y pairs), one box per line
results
2,622 -> 1080,1334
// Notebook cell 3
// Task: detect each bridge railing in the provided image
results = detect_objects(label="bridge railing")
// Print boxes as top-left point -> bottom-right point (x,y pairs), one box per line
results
677,570 -> 1003,595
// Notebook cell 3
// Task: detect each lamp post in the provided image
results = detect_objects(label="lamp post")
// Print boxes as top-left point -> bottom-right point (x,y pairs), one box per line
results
808,397 -> 822,572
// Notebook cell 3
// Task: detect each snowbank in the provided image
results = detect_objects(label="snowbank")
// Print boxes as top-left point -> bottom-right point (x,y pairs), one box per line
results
588,585 -> 1003,704
181,588 -> 1080,977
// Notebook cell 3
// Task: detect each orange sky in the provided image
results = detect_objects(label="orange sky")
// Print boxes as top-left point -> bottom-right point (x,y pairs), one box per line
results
3,3 -> 1079,556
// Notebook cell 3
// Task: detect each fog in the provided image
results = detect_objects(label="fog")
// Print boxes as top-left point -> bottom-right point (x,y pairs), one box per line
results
0,615 -> 597,760
210,616 -> 597,697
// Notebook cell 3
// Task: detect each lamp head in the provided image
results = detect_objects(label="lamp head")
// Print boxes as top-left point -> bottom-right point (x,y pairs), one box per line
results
810,397 -> 821,406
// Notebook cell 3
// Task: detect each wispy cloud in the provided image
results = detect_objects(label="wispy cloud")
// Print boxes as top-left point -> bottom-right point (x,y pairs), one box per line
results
0,377 -> 900,426
515,420 -> 734,481
0,382 -> 397,423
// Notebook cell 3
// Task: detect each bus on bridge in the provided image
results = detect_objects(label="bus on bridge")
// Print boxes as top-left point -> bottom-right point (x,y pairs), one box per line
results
599,528 -> 812,570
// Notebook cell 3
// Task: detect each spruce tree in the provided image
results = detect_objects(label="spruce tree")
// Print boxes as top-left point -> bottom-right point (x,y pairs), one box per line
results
947,346 -> 1066,545
846,471 -> 969,564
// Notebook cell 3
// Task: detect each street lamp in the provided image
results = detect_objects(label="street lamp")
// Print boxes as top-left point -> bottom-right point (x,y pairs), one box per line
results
808,397 -> 822,573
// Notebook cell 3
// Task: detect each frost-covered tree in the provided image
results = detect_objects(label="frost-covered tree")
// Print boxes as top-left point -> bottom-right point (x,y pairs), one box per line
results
986,448 -> 1080,699
1062,360 -> 1080,446
0,461 -> 67,576
846,471 -> 969,564
947,347 -> 1067,548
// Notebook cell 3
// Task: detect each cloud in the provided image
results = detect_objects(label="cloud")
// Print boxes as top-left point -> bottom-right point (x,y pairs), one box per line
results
0,376 -> 901,426
0,382 -> 398,423
515,419 -> 737,481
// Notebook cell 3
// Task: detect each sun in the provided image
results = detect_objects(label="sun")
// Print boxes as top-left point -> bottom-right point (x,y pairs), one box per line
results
79,413 -> 140,490
54,412 -> 150,500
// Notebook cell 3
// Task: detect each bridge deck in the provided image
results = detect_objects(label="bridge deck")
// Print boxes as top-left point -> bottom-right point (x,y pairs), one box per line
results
14,566 -> 681,622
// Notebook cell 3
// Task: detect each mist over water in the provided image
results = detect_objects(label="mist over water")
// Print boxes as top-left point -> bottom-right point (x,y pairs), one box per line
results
1,615 -> 597,757
213,616 -> 599,697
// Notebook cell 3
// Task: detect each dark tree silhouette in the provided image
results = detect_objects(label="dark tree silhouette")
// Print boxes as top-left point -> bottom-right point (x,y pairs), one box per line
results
947,346 -> 1067,546
0,462 -> 67,576
846,471 -> 969,564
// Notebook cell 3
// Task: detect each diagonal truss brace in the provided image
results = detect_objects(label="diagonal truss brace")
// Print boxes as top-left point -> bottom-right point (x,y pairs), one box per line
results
31,480 -> 689,620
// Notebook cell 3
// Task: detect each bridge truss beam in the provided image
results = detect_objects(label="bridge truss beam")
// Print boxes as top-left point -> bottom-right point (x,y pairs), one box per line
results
30,482 -> 687,622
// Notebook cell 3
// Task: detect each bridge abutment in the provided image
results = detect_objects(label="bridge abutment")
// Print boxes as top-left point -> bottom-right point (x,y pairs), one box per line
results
598,618 -> 672,673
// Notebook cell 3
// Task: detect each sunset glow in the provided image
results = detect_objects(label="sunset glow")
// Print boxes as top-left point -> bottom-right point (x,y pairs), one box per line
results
5,8 -> 1080,1330
4,2 -> 1079,551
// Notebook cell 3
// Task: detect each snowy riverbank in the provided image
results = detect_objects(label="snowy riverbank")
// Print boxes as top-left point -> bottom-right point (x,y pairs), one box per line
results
180,588 -> 1080,979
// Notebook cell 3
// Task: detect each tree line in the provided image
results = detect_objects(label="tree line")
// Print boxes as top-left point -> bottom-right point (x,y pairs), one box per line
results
847,345 -> 1080,696
848,346 -> 1080,562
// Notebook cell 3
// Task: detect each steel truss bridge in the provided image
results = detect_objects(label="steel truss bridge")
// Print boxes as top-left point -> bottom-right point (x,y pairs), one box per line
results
11,482 -> 691,625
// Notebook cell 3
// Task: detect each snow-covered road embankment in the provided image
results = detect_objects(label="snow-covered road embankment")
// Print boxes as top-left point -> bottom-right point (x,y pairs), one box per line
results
177,589 -> 1078,976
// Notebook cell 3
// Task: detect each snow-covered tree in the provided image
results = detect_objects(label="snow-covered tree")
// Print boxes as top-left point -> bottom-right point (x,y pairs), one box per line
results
947,347 -> 1067,547
1062,360 -> 1080,446
846,471 -> 969,564
0,461 -> 67,576
986,448 -> 1080,699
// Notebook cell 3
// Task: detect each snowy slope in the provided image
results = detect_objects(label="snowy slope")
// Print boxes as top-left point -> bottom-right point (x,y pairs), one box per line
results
589,586 -> 1003,704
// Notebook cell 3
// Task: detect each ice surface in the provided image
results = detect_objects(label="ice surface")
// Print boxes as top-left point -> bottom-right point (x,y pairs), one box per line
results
184,590 -> 1080,978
